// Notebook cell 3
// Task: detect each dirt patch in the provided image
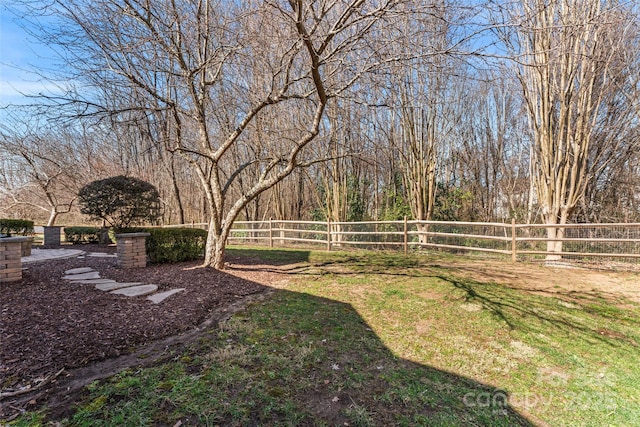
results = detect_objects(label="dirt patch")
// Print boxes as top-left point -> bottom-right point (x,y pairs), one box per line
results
435,257 -> 640,304
0,245 -> 288,420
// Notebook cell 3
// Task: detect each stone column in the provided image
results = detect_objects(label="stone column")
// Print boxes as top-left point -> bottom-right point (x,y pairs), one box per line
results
1,237 -> 29,283
20,237 -> 34,256
44,226 -> 62,246
115,232 -> 150,268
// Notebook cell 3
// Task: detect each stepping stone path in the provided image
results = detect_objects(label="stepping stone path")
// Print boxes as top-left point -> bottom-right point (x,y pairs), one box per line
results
65,267 -> 94,275
77,279 -> 117,285
87,252 -> 118,258
63,267 -> 184,304
147,288 -> 186,304
111,284 -> 159,297
95,282 -> 143,291
62,271 -> 101,281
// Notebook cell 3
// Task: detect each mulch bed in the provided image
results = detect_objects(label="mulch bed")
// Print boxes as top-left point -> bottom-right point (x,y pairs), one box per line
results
0,244 -> 285,418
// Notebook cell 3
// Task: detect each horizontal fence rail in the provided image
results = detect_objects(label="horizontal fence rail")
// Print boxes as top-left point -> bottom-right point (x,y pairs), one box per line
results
164,220 -> 640,267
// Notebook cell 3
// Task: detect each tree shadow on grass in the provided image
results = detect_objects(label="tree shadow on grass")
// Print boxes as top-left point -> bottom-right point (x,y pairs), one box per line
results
42,272 -> 536,426
435,273 -> 640,348
226,247 -> 639,349
226,247 -> 429,276
226,247 -> 314,266
229,288 -> 537,426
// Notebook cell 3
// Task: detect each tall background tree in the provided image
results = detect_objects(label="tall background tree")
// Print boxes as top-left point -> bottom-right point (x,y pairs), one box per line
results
501,0 -> 640,258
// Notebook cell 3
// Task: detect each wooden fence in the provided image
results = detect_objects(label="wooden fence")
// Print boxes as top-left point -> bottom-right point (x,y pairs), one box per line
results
165,219 -> 640,265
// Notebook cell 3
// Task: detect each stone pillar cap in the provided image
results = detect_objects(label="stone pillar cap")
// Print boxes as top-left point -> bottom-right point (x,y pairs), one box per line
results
0,236 -> 32,242
114,232 -> 151,238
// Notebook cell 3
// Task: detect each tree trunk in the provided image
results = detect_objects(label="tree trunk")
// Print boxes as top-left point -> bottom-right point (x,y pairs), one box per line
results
544,212 -> 568,262
99,227 -> 111,244
46,210 -> 58,227
210,238 -> 226,270
169,157 -> 185,225
416,222 -> 429,245
510,0 -> 635,262
204,219 -> 229,269
545,226 -> 563,262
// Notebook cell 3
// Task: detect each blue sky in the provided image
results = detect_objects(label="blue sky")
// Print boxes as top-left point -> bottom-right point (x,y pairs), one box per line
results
0,4 -> 60,109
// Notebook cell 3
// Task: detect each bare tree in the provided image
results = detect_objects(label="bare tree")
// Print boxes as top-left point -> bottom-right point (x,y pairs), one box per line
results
313,101 -> 372,229
455,74 -> 531,222
504,0 -> 640,259
362,0 -> 475,228
0,118 -> 93,225
25,0 -> 422,268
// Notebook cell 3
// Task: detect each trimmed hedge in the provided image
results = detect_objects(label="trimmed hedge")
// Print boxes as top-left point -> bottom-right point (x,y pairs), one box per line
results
64,226 -> 101,244
115,227 -> 207,263
0,219 -> 34,236
143,228 -> 207,263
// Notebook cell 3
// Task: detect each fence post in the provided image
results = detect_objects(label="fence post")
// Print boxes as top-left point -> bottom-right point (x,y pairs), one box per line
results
511,218 -> 517,262
403,216 -> 408,255
327,219 -> 331,251
269,218 -> 273,248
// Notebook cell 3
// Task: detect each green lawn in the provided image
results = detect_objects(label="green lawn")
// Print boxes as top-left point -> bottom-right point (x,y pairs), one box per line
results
11,247 -> 640,426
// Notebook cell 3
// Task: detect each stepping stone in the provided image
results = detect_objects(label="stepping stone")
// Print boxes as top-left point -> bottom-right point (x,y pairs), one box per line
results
63,271 -> 101,281
110,284 -> 158,297
96,282 -> 143,291
147,288 -> 186,304
76,279 -> 117,285
65,267 -> 95,275
88,252 -> 117,258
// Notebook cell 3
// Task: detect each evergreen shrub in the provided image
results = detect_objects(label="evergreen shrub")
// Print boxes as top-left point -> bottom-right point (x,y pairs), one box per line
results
64,226 -> 101,244
0,219 -> 35,236
143,227 -> 207,263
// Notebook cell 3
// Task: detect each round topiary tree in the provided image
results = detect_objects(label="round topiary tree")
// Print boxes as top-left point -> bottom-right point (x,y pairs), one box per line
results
78,176 -> 162,230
